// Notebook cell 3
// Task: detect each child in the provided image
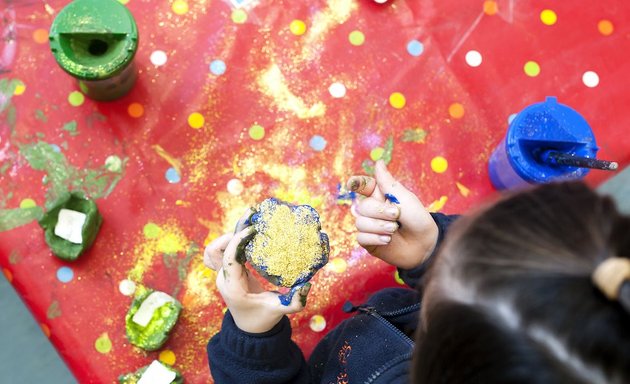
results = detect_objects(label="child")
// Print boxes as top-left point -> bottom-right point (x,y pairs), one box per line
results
205,161 -> 630,383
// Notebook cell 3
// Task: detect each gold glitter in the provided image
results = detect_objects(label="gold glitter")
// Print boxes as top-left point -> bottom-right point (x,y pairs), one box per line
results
250,203 -> 324,287
181,261 -> 217,309
127,222 -> 189,282
257,64 -> 326,119
299,0 -> 357,62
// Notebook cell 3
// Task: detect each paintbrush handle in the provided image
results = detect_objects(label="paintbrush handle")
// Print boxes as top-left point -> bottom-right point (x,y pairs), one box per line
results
540,150 -> 618,171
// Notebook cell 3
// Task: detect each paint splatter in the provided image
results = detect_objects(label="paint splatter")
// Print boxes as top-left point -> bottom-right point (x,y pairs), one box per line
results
456,181 -> 470,197
362,136 -> 393,174
62,121 -> 79,136
19,142 -> 126,205
47,301 -> 62,319
0,207 -> 44,232
402,128 -> 428,143
427,196 -> 448,212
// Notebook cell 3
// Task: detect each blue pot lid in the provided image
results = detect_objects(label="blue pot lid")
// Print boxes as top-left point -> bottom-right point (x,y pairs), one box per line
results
506,97 -> 598,183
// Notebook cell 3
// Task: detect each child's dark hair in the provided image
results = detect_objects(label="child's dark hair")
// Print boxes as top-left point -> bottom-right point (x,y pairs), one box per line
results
413,182 -> 630,384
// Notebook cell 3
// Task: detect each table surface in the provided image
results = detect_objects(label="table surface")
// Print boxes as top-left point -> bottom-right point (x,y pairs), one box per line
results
1,0 -> 628,382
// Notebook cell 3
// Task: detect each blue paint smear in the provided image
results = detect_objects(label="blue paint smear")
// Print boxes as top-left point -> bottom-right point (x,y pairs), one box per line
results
385,193 -> 400,204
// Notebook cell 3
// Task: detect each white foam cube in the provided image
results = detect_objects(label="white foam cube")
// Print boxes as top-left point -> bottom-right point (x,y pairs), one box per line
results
54,209 -> 87,244
138,360 -> 176,384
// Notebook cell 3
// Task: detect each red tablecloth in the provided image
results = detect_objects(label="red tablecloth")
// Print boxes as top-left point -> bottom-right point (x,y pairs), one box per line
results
1,0 -> 628,382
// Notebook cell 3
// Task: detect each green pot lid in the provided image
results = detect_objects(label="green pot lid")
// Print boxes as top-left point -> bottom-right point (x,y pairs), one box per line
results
49,0 -> 138,80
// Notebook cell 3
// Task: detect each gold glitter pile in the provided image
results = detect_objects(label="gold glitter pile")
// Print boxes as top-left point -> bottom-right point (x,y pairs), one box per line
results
247,199 -> 328,287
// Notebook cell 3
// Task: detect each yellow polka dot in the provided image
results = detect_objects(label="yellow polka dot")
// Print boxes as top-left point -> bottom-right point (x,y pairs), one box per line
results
159,350 -> 176,365
327,258 -> 347,274
2,268 -> 12,283
188,112 -> 205,129
540,9 -> 557,26
524,61 -> 541,77
394,270 -> 405,285
309,315 -> 326,332
19,198 -> 36,209
95,333 -> 112,354
127,103 -> 144,118
231,9 -> 248,24
348,30 -> 365,46
448,103 -> 465,119
172,0 -> 188,14
33,29 -> 49,44
389,92 -> 406,109
143,223 -> 161,239
249,124 -> 265,140
13,81 -> 26,96
431,156 -> 448,173
598,20 -> 614,36
68,91 -> 85,107
290,20 -> 307,36
370,147 -> 384,161
483,0 -> 498,15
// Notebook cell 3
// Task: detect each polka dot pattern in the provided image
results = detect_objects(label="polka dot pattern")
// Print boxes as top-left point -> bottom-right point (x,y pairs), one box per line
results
19,198 -> 36,208
172,0 -> 189,15
95,333 -> 112,354
389,92 -> 406,109
118,279 -> 136,296
56,266 -> 74,283
370,147 -> 384,161
309,135 -> 327,151
290,20 -> 307,36
32,29 -> 49,44
150,50 -> 168,66
582,71 -> 600,88
598,20 -> 614,36
188,112 -> 205,129
524,61 -> 541,77
431,156 -> 448,173
406,40 -> 424,56
448,103 -> 465,119
231,9 -> 248,24
128,103 -> 144,118
210,60 -> 226,75
165,167 -> 181,183
348,31 -> 365,46
540,9 -> 557,26
328,82 -> 346,98
159,350 -> 177,365
309,315 -> 326,332
465,50 -> 482,67
68,91 -> 85,107
249,124 -> 265,140
227,179 -> 244,195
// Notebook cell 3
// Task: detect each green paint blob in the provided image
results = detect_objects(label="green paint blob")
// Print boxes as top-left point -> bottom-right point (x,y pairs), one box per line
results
95,332 -> 113,354
402,128 -> 428,143
143,223 -> 161,238
19,141 -> 126,206
47,301 -> 62,319
62,121 -> 79,136
0,207 -> 44,232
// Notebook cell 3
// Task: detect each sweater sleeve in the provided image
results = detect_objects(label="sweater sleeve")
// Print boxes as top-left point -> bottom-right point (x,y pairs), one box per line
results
207,311 -> 310,384
398,212 -> 460,289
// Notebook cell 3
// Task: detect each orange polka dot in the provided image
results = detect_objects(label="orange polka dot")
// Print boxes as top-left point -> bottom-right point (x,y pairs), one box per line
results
33,29 -> 49,44
40,323 -> 51,338
127,102 -> 144,118
483,1 -> 498,15
598,20 -> 614,36
448,103 -> 465,119
2,268 -> 12,283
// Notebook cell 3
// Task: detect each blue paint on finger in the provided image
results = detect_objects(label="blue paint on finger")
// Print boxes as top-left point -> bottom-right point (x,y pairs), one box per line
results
385,193 -> 400,204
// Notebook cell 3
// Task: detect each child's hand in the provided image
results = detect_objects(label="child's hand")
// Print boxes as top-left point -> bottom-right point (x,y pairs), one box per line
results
204,224 -> 311,334
346,160 -> 438,269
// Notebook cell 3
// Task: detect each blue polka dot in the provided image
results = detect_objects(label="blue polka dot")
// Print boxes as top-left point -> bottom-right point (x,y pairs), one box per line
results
165,167 -> 181,183
508,113 -> 518,125
407,40 -> 424,57
209,60 -> 226,75
56,266 -> 74,283
50,144 -> 61,152
309,135 -> 327,151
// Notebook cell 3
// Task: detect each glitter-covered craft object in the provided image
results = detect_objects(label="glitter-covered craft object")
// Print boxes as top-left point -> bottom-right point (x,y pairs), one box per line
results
245,198 -> 329,291
125,287 -> 182,351
118,360 -> 183,384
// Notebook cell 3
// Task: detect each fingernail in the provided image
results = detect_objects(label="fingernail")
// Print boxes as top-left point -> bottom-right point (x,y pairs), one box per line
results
348,178 -> 360,192
387,207 -> 399,218
379,235 -> 391,243
385,223 -> 398,233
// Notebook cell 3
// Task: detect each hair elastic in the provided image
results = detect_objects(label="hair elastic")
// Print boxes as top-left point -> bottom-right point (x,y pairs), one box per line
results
592,257 -> 630,300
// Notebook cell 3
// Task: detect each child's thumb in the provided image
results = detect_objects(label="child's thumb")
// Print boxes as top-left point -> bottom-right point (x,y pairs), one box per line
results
374,160 -> 412,200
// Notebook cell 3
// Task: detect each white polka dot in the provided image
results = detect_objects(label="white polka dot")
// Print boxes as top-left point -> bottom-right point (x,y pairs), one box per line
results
328,82 -> 346,98
119,279 -> 137,296
582,71 -> 600,88
227,179 -> 244,195
465,50 -> 483,67
309,315 -> 327,332
150,50 -> 168,66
